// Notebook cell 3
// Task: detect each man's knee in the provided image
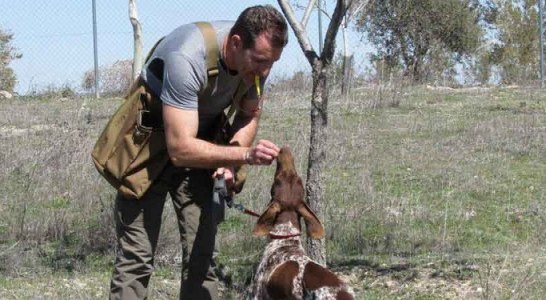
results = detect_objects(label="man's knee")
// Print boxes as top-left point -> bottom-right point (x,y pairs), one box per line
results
110,259 -> 154,300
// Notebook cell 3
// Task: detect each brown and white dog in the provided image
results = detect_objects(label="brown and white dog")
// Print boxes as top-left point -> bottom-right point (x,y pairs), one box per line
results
250,146 -> 355,300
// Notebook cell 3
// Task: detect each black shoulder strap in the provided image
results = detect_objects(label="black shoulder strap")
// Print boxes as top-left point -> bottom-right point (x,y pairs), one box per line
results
226,81 -> 247,119
144,37 -> 165,64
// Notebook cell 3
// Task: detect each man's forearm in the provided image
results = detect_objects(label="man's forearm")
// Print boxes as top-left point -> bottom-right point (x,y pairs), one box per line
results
168,138 -> 249,169
168,114 -> 260,168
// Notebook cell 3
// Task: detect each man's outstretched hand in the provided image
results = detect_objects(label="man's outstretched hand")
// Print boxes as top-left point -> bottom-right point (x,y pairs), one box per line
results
245,139 -> 280,165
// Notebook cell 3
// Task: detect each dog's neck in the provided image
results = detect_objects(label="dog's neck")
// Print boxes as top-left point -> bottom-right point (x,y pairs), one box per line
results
269,222 -> 301,239
254,221 -> 309,299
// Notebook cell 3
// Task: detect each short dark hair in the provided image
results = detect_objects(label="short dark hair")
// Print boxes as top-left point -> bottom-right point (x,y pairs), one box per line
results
230,5 -> 288,49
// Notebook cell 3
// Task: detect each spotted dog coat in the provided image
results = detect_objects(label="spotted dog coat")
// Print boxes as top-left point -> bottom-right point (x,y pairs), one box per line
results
251,223 -> 310,299
250,147 -> 355,300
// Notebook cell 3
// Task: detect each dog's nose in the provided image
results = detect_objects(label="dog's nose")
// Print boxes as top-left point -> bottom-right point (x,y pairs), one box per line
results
276,146 -> 296,173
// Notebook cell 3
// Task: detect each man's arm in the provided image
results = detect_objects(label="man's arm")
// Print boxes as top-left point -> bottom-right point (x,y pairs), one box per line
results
163,104 -> 249,169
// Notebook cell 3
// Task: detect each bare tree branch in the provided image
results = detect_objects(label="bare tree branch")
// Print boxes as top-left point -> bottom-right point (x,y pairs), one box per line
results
278,0 -> 319,63
348,0 -> 367,19
301,0 -> 317,28
322,0 -> 352,61
129,0 -> 143,80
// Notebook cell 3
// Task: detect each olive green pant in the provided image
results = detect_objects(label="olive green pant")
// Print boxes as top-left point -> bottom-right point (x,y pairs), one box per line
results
109,165 -> 220,300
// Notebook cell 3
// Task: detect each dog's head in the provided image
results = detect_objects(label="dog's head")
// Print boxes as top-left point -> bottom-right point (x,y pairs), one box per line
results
253,146 -> 325,239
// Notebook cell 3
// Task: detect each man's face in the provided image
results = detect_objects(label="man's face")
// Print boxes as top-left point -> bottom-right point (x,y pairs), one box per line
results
234,32 -> 283,85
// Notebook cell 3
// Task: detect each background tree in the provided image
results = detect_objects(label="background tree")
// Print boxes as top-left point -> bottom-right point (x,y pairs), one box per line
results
356,0 -> 482,83
340,0 -> 367,95
82,60 -> 132,96
129,0 -> 143,81
486,0 -> 539,84
0,28 -> 22,93
278,0 -> 354,265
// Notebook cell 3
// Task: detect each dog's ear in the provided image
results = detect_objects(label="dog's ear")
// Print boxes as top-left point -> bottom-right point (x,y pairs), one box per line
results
297,202 -> 325,239
253,202 -> 281,236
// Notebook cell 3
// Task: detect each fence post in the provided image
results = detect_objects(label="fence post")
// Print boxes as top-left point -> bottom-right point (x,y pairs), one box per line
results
317,0 -> 323,54
92,0 -> 100,98
538,0 -> 544,88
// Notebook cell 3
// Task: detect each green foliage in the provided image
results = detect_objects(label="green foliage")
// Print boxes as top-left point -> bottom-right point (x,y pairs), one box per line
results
47,196 -> 71,210
27,82 -> 77,99
218,215 -> 247,232
81,59 -> 133,96
1,85 -> 546,298
356,0 -> 482,83
0,27 -> 22,92
488,0 -> 540,84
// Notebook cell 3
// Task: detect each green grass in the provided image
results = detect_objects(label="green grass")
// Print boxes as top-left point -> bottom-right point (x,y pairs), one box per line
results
1,85 -> 545,298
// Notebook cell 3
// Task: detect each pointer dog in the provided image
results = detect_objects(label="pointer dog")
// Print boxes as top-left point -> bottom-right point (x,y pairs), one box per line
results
250,146 -> 355,300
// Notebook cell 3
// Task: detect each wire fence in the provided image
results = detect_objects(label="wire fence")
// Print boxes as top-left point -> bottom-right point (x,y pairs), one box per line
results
3,1 -> 545,96
1,0 -> 372,96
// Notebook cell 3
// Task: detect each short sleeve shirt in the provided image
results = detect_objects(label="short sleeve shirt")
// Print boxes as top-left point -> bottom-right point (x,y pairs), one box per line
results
141,21 -> 261,137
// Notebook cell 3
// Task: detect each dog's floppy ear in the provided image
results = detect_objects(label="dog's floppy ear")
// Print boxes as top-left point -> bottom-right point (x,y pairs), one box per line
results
253,202 -> 281,236
297,202 -> 325,239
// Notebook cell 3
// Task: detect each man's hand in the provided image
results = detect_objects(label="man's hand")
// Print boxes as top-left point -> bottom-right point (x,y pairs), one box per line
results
245,139 -> 280,165
213,167 -> 235,189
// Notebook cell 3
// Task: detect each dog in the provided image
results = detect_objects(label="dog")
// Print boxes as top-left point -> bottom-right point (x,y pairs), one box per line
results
250,146 -> 355,300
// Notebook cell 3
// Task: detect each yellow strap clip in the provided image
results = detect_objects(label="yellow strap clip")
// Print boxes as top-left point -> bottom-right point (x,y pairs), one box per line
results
255,75 -> 261,97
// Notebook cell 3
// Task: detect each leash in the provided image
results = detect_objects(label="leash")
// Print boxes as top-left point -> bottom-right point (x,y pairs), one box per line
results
229,202 -> 261,218
213,176 -> 260,218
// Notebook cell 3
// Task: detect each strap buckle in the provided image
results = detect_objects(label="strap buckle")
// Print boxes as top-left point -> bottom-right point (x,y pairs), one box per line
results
136,109 -> 153,133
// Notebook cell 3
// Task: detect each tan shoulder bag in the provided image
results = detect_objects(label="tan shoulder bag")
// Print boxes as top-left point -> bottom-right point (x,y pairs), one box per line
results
91,22 -> 246,199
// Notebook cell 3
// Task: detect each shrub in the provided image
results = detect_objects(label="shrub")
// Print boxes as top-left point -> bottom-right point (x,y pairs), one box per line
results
0,27 -> 22,93
82,59 -> 133,96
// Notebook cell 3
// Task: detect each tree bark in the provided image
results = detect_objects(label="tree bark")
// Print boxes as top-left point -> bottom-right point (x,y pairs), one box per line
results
278,0 -> 352,266
341,16 -> 353,96
341,54 -> 353,96
305,59 -> 329,265
129,0 -> 143,81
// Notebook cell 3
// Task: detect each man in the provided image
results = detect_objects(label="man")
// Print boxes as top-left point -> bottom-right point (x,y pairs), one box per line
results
109,5 -> 288,300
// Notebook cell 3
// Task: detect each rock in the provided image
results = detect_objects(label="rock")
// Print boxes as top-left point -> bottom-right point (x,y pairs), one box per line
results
0,90 -> 13,99
384,280 -> 398,288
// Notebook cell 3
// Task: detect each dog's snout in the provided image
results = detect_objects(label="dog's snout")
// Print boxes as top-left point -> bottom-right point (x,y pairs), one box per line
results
276,146 -> 296,175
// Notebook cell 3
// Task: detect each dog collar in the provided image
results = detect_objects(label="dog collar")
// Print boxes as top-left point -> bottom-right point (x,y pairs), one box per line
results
268,232 -> 302,240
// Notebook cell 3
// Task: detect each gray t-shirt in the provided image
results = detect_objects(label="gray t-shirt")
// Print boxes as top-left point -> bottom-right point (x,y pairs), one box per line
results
141,21 -> 262,137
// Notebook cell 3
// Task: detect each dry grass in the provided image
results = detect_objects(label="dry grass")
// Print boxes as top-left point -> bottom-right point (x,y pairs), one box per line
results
0,83 -> 545,299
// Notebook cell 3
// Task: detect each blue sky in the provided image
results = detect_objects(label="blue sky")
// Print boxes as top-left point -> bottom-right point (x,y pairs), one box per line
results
1,0 -> 371,94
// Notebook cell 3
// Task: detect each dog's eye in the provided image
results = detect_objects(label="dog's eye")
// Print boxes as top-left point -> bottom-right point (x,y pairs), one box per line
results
270,179 -> 282,196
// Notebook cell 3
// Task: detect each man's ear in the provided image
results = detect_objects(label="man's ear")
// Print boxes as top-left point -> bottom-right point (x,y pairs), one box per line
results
230,34 -> 242,51
253,202 -> 281,236
297,202 -> 325,239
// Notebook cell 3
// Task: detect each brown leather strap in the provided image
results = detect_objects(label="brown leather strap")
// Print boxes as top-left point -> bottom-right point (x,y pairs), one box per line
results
195,21 -> 220,77
194,22 -> 247,125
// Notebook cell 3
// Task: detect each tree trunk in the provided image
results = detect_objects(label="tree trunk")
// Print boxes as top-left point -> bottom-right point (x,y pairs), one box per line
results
305,59 -> 329,265
341,54 -> 353,96
341,16 -> 353,96
129,0 -> 143,81
278,0 -> 352,267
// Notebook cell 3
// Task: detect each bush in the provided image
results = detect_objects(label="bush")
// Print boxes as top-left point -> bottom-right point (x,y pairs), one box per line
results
0,28 -> 22,93
82,59 -> 133,96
